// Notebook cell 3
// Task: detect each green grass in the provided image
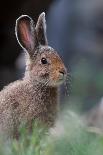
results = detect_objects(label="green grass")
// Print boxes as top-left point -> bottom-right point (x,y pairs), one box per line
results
0,110 -> 103,155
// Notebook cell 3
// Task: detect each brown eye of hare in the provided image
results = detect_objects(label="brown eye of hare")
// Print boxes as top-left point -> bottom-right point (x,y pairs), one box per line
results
41,58 -> 48,64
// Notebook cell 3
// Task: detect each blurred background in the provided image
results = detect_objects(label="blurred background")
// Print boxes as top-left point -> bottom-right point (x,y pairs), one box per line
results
1,0 -> 103,115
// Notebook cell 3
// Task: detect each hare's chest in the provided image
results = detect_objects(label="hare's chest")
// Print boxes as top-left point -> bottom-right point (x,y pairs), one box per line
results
15,87 -> 58,127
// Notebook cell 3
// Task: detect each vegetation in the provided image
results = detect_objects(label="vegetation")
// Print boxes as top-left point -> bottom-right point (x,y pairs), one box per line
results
0,110 -> 103,155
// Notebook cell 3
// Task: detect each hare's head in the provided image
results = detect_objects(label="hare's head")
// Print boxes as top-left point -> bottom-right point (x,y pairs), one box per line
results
15,12 -> 67,86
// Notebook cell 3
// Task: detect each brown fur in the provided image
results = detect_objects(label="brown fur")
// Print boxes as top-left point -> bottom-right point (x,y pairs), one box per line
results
0,13 -> 67,138
0,78 -> 59,138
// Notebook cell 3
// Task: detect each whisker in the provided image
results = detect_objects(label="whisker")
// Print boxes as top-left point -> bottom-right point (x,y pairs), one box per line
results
64,72 -> 72,98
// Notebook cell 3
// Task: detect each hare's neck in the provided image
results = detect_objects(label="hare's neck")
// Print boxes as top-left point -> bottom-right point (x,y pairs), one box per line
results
34,85 -> 59,126
25,79 -> 59,106
23,80 -> 59,126
35,84 -> 59,105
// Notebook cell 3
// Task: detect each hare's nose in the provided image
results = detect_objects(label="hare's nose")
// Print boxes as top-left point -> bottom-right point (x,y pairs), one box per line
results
59,69 -> 66,76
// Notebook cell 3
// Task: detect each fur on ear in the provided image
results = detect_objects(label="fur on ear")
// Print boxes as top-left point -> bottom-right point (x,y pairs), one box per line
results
15,15 -> 38,54
35,12 -> 48,46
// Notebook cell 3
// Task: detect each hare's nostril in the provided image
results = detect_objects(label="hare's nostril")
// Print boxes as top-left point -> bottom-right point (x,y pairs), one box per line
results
58,69 -> 66,81
59,71 -> 65,75
59,69 -> 66,76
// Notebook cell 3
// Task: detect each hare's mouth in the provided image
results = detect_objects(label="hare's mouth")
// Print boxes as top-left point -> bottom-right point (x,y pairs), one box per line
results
57,75 -> 66,85
49,73 -> 66,86
51,79 -> 65,86
58,70 -> 67,81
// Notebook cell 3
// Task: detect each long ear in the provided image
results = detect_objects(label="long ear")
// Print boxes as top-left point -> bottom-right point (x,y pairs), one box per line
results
15,15 -> 38,54
35,12 -> 48,45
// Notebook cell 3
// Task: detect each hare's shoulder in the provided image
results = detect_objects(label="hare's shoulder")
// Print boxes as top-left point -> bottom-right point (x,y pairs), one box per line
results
0,80 -> 23,94
0,80 -> 27,111
0,80 -> 24,103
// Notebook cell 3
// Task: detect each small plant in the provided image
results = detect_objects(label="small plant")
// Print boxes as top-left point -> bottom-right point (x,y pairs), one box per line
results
0,110 -> 103,155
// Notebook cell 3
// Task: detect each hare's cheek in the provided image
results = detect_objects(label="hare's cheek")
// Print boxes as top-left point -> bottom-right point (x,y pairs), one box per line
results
38,68 -> 49,79
50,72 -> 59,82
40,72 -> 49,79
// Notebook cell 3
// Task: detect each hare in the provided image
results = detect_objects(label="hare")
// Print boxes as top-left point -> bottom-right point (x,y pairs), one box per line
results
0,12 -> 67,138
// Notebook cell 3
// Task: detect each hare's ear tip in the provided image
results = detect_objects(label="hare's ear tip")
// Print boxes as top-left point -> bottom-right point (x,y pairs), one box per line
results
16,15 -> 32,22
41,12 -> 45,16
15,15 -> 32,33
39,12 -> 46,19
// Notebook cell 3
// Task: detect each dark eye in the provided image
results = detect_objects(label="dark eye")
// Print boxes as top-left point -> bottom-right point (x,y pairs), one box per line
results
41,58 -> 48,64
